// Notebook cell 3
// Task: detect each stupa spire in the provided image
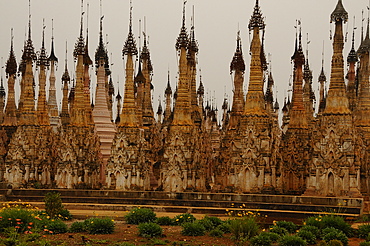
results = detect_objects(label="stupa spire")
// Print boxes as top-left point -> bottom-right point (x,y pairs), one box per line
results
355,14 -> 370,127
3,29 -> 18,126
61,41 -> 70,126
244,0 -> 267,117
37,22 -> 50,126
324,0 -> 350,114
289,25 -> 308,128
347,23 -> 358,112
120,0 -> 139,127
48,19 -> 60,130
172,0 -> 193,126
71,0 -> 89,126
229,31 -> 245,129
141,19 -> 155,127
19,0 -> 38,125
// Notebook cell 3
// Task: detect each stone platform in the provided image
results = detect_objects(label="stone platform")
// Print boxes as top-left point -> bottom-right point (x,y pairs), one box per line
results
0,189 -> 364,221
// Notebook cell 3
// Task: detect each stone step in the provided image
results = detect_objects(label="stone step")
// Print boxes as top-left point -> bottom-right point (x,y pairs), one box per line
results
2,189 -> 363,220
11,201 -> 361,222
5,194 -> 362,215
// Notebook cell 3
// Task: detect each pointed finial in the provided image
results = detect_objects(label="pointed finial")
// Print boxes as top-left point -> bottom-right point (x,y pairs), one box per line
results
22,0 -> 36,62
292,21 -> 305,65
230,30 -> 245,73
80,0 -> 84,37
331,0 -> 348,23
130,0 -> 133,34
48,18 -> 58,62
306,33 -> 310,60
100,0 -> 102,17
176,1 -> 188,50
249,0 -> 265,30
62,40 -> 70,82
322,40 -> 325,68
183,0 -> 187,28
95,10 -> 106,67
28,0 -> 31,40
122,0 -> 138,56
37,19 -> 49,67
65,40 -> 67,69
74,0 -> 85,57
6,28 -> 17,76
165,70 -> 172,95
347,17 -> 358,63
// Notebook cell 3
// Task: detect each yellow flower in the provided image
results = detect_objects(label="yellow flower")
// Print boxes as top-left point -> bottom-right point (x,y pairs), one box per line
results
111,219 -> 114,222
91,221 -> 94,224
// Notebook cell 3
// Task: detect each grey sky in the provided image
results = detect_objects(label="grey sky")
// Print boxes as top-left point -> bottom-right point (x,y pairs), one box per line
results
0,0 -> 367,120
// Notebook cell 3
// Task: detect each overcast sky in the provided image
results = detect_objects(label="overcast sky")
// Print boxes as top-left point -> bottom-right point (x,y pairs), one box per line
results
0,0 -> 368,120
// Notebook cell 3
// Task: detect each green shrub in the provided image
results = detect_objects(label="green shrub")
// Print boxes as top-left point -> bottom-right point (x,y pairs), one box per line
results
124,207 -> 156,225
278,234 -> 307,246
300,225 -> 321,238
360,241 -> 370,246
317,241 -> 328,246
156,216 -> 173,226
322,228 -> 348,246
84,217 -> 115,234
358,224 -> 370,238
259,231 -> 280,242
250,233 -> 272,246
173,213 -> 196,225
230,217 -> 259,242
217,221 -> 231,233
0,207 -> 38,233
43,219 -> 67,234
202,216 -> 222,228
197,216 -> 222,231
275,220 -> 297,234
270,226 -> 288,236
181,222 -> 205,236
69,221 -> 86,233
197,216 -> 222,232
328,239 -> 343,246
138,222 -> 163,238
44,192 -> 64,219
209,228 -> 223,237
305,216 -> 323,229
305,215 -> 352,236
297,229 -> 316,245
24,232 -> 41,242
57,209 -> 72,221
327,239 -> 344,246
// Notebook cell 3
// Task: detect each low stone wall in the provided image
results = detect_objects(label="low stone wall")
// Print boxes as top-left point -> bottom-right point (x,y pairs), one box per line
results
2,189 -> 364,216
